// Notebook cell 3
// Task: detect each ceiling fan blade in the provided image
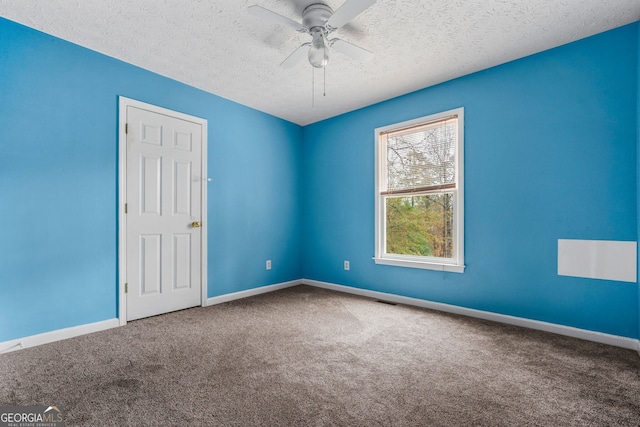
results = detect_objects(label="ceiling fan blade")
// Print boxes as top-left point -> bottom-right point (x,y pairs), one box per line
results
248,5 -> 307,32
280,43 -> 311,68
330,39 -> 373,62
326,0 -> 376,30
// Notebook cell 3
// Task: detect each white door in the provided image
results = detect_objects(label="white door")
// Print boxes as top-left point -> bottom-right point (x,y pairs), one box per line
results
124,103 -> 205,321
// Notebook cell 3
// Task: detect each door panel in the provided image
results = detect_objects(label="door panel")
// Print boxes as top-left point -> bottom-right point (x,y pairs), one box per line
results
173,234 -> 191,290
173,160 -> 191,215
126,105 -> 203,321
140,234 -> 161,295
141,155 -> 161,215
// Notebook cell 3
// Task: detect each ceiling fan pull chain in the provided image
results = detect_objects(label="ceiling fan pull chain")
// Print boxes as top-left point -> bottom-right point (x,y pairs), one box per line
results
323,65 -> 326,97
312,67 -> 315,109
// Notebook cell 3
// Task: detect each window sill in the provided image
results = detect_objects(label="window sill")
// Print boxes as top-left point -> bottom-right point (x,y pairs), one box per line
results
373,257 -> 465,273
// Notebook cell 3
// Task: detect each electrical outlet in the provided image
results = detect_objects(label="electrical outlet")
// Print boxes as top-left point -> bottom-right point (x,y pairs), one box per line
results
266,260 -> 272,270
344,260 -> 350,271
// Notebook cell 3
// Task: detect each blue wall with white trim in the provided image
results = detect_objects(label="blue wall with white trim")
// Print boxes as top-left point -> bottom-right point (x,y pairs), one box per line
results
0,17 -> 302,342
1,16 -> 638,344
302,23 -> 639,339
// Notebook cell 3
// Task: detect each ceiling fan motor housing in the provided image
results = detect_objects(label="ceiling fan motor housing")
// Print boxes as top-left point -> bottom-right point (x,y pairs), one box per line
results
302,4 -> 334,30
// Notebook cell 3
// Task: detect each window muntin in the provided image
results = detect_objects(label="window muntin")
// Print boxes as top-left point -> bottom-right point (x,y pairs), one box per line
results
375,108 -> 464,272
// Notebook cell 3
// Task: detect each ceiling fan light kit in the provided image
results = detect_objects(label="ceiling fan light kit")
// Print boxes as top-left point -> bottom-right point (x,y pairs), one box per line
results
308,28 -> 329,68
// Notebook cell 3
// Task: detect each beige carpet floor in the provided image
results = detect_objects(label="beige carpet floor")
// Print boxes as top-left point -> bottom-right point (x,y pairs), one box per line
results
1,285 -> 639,426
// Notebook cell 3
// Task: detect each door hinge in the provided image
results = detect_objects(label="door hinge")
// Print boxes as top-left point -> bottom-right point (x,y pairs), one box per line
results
125,123 -> 129,134
124,203 -> 128,214
125,283 -> 128,293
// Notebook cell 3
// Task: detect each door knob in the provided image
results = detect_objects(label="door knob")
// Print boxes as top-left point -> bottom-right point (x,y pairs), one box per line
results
191,221 -> 201,228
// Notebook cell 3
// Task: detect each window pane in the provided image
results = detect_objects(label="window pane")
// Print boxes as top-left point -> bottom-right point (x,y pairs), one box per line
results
385,193 -> 454,258
386,119 -> 457,192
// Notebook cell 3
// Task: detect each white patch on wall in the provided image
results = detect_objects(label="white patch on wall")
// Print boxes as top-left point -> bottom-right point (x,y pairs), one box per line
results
557,239 -> 637,283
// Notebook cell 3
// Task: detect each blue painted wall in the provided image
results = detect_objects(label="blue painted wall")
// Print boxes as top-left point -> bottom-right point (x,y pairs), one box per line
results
0,17 -> 302,342
302,23 -> 639,339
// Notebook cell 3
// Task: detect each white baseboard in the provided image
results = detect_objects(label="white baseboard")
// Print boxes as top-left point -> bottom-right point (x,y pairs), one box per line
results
303,279 -> 640,351
206,279 -> 302,306
0,318 -> 120,354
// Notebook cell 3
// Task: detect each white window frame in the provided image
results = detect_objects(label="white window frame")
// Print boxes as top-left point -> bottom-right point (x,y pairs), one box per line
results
374,108 -> 465,273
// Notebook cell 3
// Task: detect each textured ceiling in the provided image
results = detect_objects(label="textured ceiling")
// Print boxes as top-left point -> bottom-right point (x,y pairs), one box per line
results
1,0 -> 639,125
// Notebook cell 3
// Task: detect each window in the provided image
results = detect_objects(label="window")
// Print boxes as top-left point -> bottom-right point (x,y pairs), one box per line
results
374,108 -> 464,272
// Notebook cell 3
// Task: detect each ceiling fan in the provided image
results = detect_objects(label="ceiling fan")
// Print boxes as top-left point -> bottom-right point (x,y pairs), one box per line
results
248,0 -> 376,69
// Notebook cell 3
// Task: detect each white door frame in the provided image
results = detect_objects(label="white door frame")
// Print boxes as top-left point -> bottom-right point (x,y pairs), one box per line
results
118,96 -> 208,325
